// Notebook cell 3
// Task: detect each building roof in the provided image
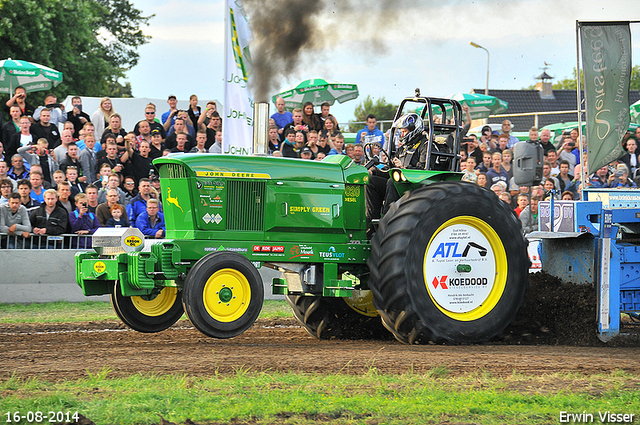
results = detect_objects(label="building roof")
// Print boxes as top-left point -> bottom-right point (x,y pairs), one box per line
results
472,88 -> 640,132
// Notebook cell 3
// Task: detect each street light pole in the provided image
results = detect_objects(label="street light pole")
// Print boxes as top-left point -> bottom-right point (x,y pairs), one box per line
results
470,42 -> 490,95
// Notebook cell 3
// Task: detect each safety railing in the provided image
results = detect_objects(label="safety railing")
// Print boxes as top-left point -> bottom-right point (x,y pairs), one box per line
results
0,233 -> 94,250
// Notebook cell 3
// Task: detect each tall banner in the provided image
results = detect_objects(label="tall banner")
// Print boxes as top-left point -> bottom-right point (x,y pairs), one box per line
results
580,22 -> 631,172
223,0 -> 254,155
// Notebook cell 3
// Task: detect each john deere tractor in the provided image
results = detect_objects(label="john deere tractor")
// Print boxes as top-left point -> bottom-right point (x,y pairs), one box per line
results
75,92 -> 529,344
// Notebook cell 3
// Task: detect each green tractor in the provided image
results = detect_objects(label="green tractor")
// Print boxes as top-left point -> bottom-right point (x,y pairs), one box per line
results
75,92 -> 529,344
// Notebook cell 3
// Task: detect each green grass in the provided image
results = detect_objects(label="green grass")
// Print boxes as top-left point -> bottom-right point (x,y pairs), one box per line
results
1,370 -> 638,425
0,299 -> 292,324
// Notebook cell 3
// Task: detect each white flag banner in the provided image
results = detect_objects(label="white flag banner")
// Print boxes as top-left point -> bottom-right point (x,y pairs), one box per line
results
223,0 -> 254,155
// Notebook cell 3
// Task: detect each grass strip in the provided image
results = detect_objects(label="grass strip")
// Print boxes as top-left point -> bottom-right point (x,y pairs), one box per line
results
1,370 -> 638,425
0,299 -> 291,323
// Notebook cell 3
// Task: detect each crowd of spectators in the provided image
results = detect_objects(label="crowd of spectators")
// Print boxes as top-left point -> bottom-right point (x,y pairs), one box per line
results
2,87 -> 640,245
0,88 -> 227,247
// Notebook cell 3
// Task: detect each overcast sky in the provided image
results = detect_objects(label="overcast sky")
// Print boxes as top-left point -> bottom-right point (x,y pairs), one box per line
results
125,0 -> 639,124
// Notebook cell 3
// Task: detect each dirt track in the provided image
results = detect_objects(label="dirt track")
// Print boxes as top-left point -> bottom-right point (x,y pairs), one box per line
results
1,317 -> 640,382
2,272 -> 640,382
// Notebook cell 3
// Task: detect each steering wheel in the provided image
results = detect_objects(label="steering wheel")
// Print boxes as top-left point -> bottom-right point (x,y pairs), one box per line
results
363,141 -> 392,172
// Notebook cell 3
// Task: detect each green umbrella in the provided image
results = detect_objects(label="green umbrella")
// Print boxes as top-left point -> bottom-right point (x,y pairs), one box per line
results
542,121 -> 639,138
272,78 -> 359,109
420,93 -> 508,120
631,99 -> 640,124
0,58 -> 63,95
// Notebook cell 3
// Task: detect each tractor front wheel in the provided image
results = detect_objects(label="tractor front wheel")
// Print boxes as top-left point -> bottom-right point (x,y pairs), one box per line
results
182,252 -> 264,338
111,283 -> 184,333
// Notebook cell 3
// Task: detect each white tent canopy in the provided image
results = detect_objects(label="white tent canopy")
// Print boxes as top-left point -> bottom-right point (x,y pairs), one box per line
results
61,96 -> 222,134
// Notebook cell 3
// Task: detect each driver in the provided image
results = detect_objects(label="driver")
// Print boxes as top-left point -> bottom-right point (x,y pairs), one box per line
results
365,113 -> 428,236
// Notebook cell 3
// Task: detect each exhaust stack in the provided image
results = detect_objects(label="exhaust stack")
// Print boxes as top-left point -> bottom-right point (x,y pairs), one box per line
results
253,102 -> 269,156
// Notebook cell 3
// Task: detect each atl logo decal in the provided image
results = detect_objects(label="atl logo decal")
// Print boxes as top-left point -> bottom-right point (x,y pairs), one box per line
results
432,242 -> 487,258
432,276 -> 448,289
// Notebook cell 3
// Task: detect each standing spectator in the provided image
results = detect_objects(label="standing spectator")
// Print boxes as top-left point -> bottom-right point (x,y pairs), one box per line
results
0,192 -> 32,248
96,188 -> 124,226
501,120 -> 519,149
502,149 -> 513,181
319,116 -> 340,146
301,102 -> 322,132
124,139 -> 155,182
316,102 -> 339,131
7,116 -> 36,160
353,144 -> 365,165
539,129 -> 554,155
58,143 -> 86,182
69,193 -> 100,238
283,131 -> 306,158
56,181 -> 74,216
18,138 -> 58,182
187,94 -> 201,130
170,132 -> 189,153
85,184 -> 99,214
477,151 -> 492,174
520,196 -> 540,235
135,198 -> 165,238
476,172 -> 488,188
271,97 -> 293,141
282,108 -> 308,137
208,131 -> 222,154
161,95 -> 179,129
461,157 -> 478,183
51,169 -> 66,189
327,134 -> 346,155
30,188 -> 68,237
96,141 -> 125,177
620,138 -> 640,179
65,166 -> 87,197
91,97 -> 115,138
558,136 -> 578,170
1,105 -> 23,156
0,178 -> 13,204
78,134 -> 98,183
101,113 -> 127,143
546,149 -> 560,176
134,121 -> 153,148
94,163 -> 112,187
66,96 -> 91,139
299,147 -> 313,160
16,179 -> 39,211
355,114 -> 385,146
590,166 -> 615,188
190,131 -> 208,153
149,129 -> 165,159
122,176 -> 138,205
486,152 -> 508,187
556,160 -> 574,192
165,118 -> 195,151
127,177 -> 160,223
514,194 -> 529,218
33,94 -> 66,127
29,171 -> 46,203
97,173 -> 126,205
33,108 -> 61,149
267,125 -> 281,154
492,133 -> 509,154
465,135 -> 483,165
166,111 -> 195,138
7,155 -> 30,181
133,103 -> 166,139
105,204 -> 128,227
4,86 -> 35,118
53,129 -> 75,163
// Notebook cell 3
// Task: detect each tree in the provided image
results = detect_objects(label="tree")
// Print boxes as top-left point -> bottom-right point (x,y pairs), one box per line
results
0,0 -> 151,102
348,95 -> 398,132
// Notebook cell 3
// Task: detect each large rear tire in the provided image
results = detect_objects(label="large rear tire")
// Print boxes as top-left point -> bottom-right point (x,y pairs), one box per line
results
368,181 -> 529,344
182,252 -> 264,339
111,283 -> 184,333
286,291 -> 390,340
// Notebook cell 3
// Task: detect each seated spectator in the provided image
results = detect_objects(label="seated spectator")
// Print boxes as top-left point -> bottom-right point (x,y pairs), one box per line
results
0,178 -> 13,204
16,179 -> 39,212
105,203 -> 129,227
306,131 -> 321,158
30,188 -> 68,238
135,198 -> 165,238
96,188 -> 124,226
520,196 -> 540,235
85,184 -> 99,214
327,133 -> 346,155
0,192 -> 32,248
69,193 -> 100,243
127,177 -> 161,223
94,163 -> 112,187
498,192 -> 512,207
97,172 -> 126,205
208,131 -> 222,154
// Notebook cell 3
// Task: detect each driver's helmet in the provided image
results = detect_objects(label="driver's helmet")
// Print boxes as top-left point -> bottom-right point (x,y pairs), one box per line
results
393,113 -> 424,145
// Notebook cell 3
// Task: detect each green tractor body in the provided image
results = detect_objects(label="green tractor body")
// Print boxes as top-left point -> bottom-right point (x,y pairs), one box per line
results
76,93 -> 529,343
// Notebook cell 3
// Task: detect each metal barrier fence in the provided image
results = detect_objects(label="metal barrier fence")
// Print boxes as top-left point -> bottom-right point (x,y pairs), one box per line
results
0,233 -> 94,250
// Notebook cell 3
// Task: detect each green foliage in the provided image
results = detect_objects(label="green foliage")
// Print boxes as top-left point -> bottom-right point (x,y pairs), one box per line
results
1,371 -> 638,424
0,0 -> 152,99
348,95 -> 398,132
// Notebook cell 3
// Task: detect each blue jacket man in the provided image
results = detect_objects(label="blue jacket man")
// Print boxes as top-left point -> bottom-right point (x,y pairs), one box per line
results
135,198 -> 165,238
355,114 -> 385,146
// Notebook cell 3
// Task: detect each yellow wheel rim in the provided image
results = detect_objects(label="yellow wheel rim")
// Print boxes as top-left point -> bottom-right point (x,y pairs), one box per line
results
203,268 -> 251,322
343,290 -> 380,317
131,286 -> 178,317
423,216 -> 507,321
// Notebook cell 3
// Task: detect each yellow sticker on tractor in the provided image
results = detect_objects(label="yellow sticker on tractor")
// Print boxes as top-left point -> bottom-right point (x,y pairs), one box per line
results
94,261 -> 106,274
124,236 -> 143,247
